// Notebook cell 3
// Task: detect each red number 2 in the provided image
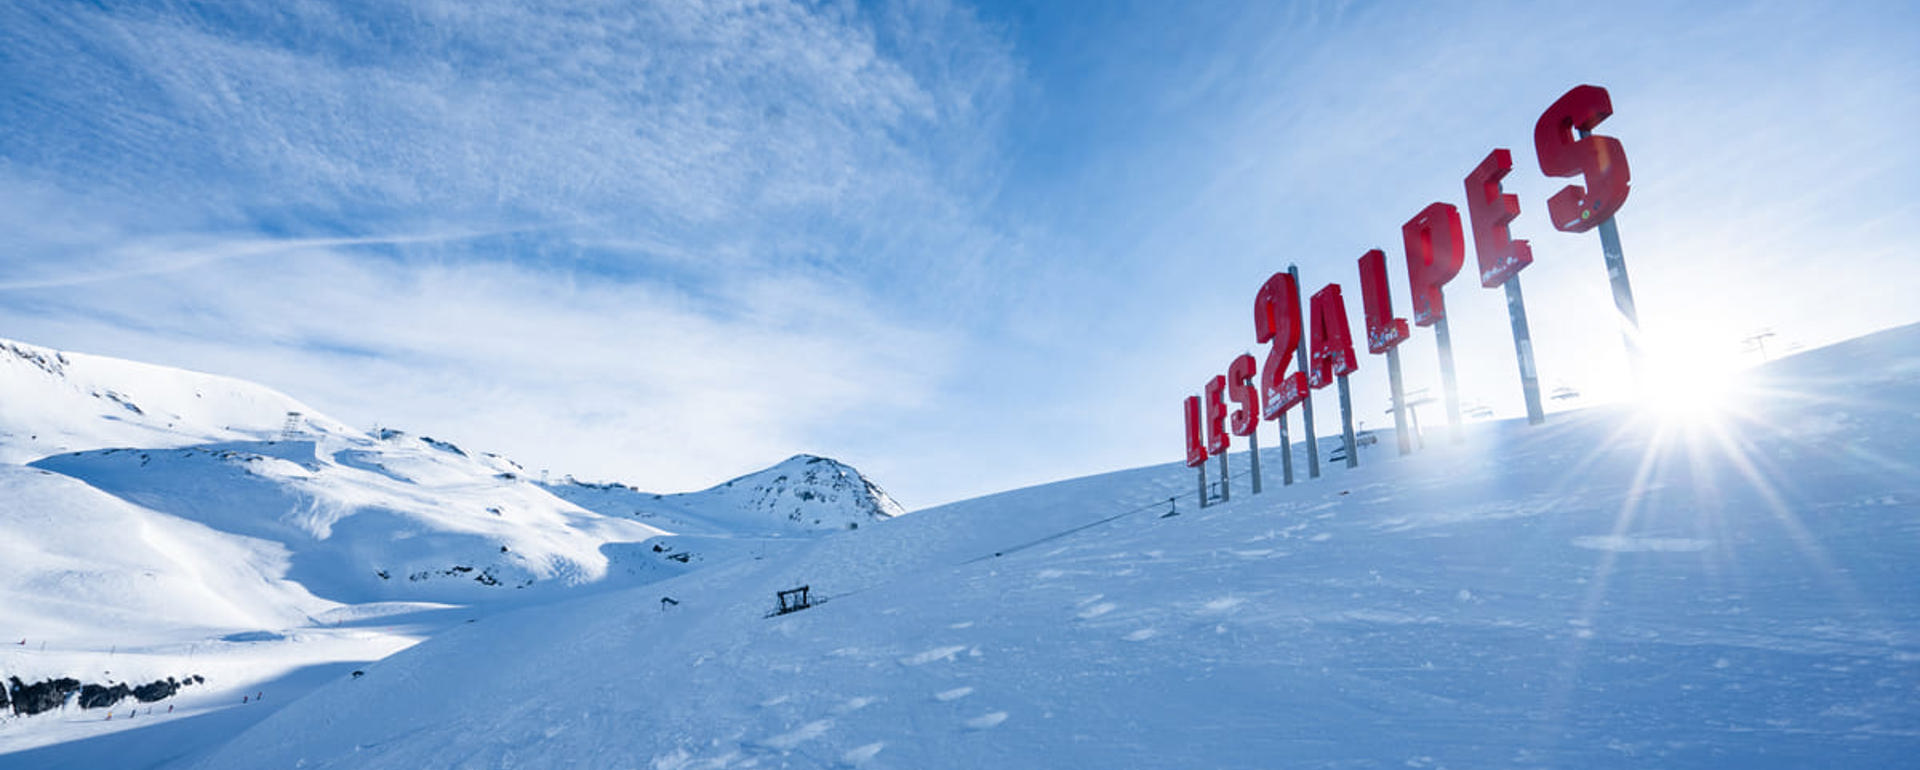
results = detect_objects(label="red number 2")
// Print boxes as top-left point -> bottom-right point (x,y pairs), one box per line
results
1254,272 -> 1307,419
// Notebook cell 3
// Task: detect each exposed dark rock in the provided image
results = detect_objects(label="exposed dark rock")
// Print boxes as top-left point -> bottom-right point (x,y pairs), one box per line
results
133,678 -> 180,702
2,340 -> 69,377
420,436 -> 467,456
78,683 -> 132,709
9,676 -> 81,715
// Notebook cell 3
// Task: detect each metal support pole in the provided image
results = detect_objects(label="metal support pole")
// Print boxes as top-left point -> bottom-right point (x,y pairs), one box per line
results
1433,314 -> 1463,442
1504,276 -> 1545,425
1386,348 -> 1410,455
1197,463 -> 1208,509
1278,418 -> 1294,485
1248,428 -> 1263,494
1581,127 -> 1643,380
1217,449 -> 1230,503
1336,374 -> 1358,468
1288,265 -> 1320,478
1597,217 -> 1641,377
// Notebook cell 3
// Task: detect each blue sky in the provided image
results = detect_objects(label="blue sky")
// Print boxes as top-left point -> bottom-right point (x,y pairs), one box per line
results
2,0 -> 1915,508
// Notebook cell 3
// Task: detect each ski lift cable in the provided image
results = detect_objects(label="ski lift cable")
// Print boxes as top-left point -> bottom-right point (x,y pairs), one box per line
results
960,443 -> 1313,567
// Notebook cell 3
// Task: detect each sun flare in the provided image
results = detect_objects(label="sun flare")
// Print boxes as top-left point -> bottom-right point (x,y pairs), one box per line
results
1633,349 -> 1750,424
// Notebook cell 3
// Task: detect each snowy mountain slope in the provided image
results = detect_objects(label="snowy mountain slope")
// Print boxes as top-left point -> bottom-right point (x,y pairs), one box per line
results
548,454 -> 905,536
29,434 -> 668,605
0,336 -> 915,764
191,323 -> 1920,770
0,464 -> 332,642
0,338 -> 351,464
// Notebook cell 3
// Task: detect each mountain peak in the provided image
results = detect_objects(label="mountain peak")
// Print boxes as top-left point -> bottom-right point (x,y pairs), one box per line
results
703,453 -> 905,529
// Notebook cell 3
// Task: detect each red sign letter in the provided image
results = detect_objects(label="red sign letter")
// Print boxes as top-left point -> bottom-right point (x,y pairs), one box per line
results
1307,284 -> 1358,389
1226,353 -> 1260,436
1534,84 -> 1630,232
1254,272 -> 1307,418
1183,395 -> 1208,467
1358,249 -> 1410,354
1464,148 -> 1533,287
1203,374 -> 1230,455
1402,202 -> 1465,327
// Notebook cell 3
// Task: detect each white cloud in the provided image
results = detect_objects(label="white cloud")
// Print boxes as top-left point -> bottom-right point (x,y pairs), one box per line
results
0,0 -> 1014,504
1,242 -> 953,493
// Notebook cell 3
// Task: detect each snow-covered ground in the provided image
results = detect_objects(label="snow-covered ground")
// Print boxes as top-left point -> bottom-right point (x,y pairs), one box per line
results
0,337 -> 901,766
164,323 -> 1920,769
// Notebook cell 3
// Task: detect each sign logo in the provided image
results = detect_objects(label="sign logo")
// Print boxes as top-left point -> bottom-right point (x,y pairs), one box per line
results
1182,84 -> 1638,505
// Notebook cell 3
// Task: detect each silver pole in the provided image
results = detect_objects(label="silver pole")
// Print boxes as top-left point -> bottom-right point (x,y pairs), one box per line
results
1505,276 -> 1545,424
1217,449 -> 1230,503
1386,348 -> 1410,455
1433,314 -> 1463,442
1248,428 -> 1263,494
1581,126 -> 1643,380
1197,463 -> 1208,509
1336,374 -> 1358,468
1278,418 -> 1294,485
1288,265 -> 1320,478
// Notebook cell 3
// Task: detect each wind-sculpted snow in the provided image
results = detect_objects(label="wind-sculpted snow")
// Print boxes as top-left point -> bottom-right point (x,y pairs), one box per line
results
190,323 -> 1920,769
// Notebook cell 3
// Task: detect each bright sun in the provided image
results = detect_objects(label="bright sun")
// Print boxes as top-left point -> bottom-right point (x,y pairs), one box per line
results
1634,348 -> 1750,423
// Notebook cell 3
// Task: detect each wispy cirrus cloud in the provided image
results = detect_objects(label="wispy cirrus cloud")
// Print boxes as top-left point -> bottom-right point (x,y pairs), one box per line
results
0,0 -> 1020,505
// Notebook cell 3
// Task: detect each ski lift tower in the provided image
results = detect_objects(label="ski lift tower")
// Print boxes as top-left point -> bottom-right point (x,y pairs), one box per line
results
280,412 -> 303,441
1387,388 -> 1437,450
1741,329 -> 1778,362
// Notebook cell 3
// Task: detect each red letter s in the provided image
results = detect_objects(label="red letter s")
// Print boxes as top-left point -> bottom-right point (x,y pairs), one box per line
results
1226,353 -> 1260,436
1534,84 -> 1630,232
